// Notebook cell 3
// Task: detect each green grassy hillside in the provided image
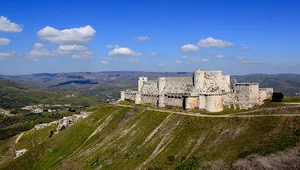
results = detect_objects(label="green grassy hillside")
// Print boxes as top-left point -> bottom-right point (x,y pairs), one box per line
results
1,105 -> 299,169
0,78 -> 101,109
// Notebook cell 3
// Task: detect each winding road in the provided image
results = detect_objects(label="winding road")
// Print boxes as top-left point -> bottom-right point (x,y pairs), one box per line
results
114,103 -> 300,118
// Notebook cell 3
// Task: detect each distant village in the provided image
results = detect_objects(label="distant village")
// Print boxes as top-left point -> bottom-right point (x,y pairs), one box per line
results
21,103 -> 72,113
0,103 -> 73,116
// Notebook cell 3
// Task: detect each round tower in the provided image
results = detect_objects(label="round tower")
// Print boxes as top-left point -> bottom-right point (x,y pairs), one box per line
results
205,94 -> 223,112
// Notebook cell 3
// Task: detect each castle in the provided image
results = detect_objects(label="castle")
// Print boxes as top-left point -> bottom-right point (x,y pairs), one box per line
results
120,69 -> 273,112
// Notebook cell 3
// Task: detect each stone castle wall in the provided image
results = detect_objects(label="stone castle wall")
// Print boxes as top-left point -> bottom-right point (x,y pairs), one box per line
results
164,95 -> 184,107
185,97 -> 198,109
250,84 -> 260,104
141,94 -> 158,105
123,91 -> 137,101
233,84 -> 251,104
164,77 -> 193,94
141,80 -> 158,94
259,89 -> 267,103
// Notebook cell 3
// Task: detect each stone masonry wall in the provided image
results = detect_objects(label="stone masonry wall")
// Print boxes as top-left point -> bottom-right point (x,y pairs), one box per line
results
124,92 -> 137,101
164,95 -> 184,107
185,97 -> 198,109
164,77 -> 193,94
202,71 -> 223,93
234,85 -> 251,104
250,84 -> 259,104
205,95 -> 223,112
141,95 -> 158,105
259,89 -> 267,103
141,80 -> 158,94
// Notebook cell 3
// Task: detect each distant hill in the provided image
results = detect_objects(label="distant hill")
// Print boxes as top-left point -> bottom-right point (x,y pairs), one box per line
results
1,71 -> 300,99
232,74 -> 300,96
0,78 -> 101,109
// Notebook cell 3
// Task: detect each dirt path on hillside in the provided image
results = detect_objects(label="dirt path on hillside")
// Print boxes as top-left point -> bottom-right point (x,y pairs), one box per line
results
15,132 -> 24,145
114,104 -> 300,118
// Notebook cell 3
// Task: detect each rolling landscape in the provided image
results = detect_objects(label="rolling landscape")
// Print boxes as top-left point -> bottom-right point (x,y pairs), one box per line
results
0,73 -> 300,169
1,0 -> 300,169
1,72 -> 300,100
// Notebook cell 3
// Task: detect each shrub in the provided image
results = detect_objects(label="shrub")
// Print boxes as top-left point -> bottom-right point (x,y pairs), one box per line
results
272,92 -> 284,102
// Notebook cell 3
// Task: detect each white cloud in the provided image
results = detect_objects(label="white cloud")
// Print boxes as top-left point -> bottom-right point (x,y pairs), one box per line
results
175,61 -> 182,64
37,25 -> 96,44
27,43 -> 56,61
181,56 -> 188,59
106,44 -> 119,49
71,51 -> 93,59
180,44 -> 199,52
100,60 -> 109,65
0,16 -> 23,32
241,44 -> 248,50
58,45 -> 92,59
236,57 -> 254,64
191,58 -> 209,62
58,45 -> 88,52
108,47 -> 141,56
106,44 -> 113,48
0,38 -> 10,45
27,43 -> 93,61
72,55 -> 90,59
197,37 -> 233,48
235,57 -> 269,64
214,54 -> 224,59
128,58 -> 140,63
0,51 -> 16,60
133,36 -> 150,41
148,52 -> 157,57
29,43 -> 55,57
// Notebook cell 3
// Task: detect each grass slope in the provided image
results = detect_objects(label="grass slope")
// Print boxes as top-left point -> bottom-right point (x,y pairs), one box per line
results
1,105 -> 299,169
0,136 -> 17,166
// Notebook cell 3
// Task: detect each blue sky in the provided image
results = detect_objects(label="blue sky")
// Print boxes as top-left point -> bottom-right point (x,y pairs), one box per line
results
0,0 -> 299,75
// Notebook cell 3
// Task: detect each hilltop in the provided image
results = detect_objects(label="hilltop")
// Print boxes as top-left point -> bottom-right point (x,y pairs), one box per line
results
0,104 -> 299,169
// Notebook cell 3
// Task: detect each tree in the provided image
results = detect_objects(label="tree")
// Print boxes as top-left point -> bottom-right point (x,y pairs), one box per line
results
272,92 -> 284,102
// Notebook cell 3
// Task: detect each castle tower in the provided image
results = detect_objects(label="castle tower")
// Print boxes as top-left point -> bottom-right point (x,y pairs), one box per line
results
138,77 -> 147,92
193,69 -> 205,90
205,94 -> 223,112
